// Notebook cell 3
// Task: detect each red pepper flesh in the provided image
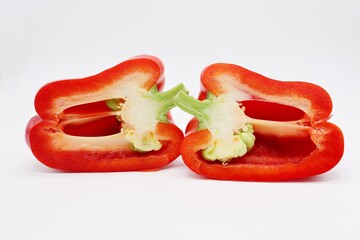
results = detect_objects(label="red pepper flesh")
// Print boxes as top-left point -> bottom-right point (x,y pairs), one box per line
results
26,55 -> 184,172
179,63 -> 344,181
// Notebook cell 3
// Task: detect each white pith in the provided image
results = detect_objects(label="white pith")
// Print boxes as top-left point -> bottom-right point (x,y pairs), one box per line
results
119,88 -> 162,151
120,88 -> 160,134
202,94 -> 250,161
205,94 -> 246,138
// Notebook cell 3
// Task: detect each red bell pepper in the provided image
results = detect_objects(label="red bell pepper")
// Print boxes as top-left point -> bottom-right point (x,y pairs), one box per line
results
175,63 -> 344,181
26,55 -> 185,172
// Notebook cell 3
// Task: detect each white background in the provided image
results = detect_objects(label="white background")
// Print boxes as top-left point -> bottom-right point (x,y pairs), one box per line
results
1,0 -> 359,239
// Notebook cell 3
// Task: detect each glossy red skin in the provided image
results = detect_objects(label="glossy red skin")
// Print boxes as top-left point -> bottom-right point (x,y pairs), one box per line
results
182,63 -> 344,181
26,55 -> 183,172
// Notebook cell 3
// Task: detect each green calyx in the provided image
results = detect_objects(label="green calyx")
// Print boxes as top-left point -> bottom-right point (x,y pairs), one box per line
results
174,91 -> 256,163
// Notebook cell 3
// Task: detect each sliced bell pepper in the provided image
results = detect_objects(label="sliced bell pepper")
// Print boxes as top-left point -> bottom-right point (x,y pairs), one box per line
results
175,63 -> 344,181
26,55 -> 185,172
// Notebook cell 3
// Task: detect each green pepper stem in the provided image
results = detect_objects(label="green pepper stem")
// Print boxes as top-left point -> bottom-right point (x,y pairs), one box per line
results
146,83 -> 188,122
174,91 -> 215,129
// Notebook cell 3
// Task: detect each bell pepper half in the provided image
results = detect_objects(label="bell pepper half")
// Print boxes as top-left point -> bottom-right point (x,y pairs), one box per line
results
26,55 -> 185,172
175,63 -> 344,181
